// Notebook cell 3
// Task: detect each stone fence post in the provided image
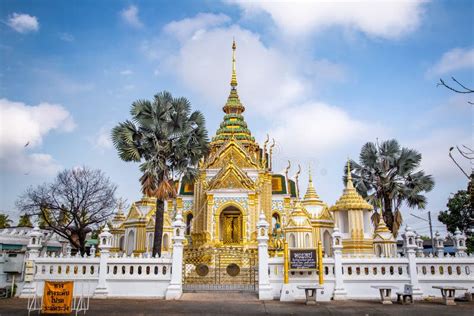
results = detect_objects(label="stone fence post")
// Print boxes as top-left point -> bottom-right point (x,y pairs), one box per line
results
332,228 -> 347,300
256,212 -> 272,300
94,225 -> 112,298
453,228 -> 467,257
434,231 -> 445,257
402,226 -> 422,297
19,223 -> 43,298
165,210 -> 186,300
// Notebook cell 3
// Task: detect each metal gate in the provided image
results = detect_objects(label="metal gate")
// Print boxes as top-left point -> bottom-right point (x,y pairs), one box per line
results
183,247 -> 258,292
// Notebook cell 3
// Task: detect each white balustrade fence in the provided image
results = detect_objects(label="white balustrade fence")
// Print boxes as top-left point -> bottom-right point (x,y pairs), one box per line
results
22,252 -> 173,298
265,252 -> 474,301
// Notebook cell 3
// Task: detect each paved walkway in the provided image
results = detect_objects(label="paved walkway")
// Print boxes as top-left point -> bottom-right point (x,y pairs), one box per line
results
1,292 -> 473,315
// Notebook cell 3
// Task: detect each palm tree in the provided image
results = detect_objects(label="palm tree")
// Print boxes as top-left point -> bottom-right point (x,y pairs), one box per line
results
112,91 -> 209,257
346,139 -> 435,237
0,213 -> 13,228
18,214 -> 33,227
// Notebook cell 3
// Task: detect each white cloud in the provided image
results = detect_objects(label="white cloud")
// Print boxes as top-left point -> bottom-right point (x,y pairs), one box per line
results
120,69 -> 133,75
120,5 -> 143,28
94,126 -> 113,151
59,32 -> 74,42
427,47 -> 474,77
164,13 -> 231,41
7,13 -> 39,33
407,129 -> 472,182
0,98 -> 75,175
156,17 -> 309,115
268,102 -> 382,157
229,0 -> 427,39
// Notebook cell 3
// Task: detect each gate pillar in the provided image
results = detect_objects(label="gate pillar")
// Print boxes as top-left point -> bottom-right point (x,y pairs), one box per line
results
257,212 -> 273,300
166,211 -> 186,300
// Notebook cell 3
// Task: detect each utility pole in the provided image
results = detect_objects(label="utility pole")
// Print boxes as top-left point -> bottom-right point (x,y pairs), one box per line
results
410,212 -> 435,254
428,211 -> 434,254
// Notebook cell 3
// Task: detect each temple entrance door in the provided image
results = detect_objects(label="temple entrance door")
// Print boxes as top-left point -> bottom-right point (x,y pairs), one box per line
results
220,206 -> 242,245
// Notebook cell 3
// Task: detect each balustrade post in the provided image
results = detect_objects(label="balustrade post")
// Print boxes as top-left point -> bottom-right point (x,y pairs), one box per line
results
453,228 -> 467,257
434,231 -> 445,257
19,223 -> 43,298
332,228 -> 347,300
256,212 -> 272,300
165,210 -> 186,300
402,226 -> 423,297
94,225 -> 112,298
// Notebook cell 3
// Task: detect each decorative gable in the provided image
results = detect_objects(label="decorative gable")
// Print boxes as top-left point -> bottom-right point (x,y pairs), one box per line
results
126,204 -> 143,221
205,139 -> 259,169
207,160 -> 255,191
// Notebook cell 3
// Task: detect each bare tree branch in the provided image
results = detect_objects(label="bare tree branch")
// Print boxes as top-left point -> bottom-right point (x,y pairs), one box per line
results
16,167 -> 117,255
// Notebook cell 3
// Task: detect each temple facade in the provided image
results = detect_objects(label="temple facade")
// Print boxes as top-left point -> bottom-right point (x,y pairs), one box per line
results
110,41 -> 395,258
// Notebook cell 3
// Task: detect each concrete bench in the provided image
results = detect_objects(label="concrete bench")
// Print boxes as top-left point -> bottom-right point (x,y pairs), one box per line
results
371,285 -> 398,304
396,284 -> 414,305
296,285 -> 324,305
432,285 -> 468,305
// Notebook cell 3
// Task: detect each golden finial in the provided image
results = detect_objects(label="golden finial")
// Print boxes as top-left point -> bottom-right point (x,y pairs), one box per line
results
269,138 -> 275,170
303,163 -> 321,203
231,39 -> 238,88
295,164 -> 301,200
346,159 -> 354,189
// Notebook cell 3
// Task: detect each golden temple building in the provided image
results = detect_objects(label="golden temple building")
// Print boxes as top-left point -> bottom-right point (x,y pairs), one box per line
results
110,41 -> 396,258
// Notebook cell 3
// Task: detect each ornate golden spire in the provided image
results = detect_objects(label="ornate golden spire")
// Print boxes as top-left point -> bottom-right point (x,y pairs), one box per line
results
346,159 -> 354,189
231,39 -> 237,88
330,159 -> 373,212
303,165 -> 322,204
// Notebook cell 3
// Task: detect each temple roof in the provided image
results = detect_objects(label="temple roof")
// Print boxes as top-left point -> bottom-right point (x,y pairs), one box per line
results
302,166 -> 324,207
286,201 -> 312,229
331,160 -> 373,212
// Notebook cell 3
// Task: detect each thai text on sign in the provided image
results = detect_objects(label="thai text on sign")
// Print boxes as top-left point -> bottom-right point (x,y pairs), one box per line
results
42,281 -> 74,314
290,249 -> 317,270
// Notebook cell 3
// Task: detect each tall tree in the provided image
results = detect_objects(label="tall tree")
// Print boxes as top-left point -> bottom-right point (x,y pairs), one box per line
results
112,91 -> 209,257
438,190 -> 473,253
17,214 -> 33,227
0,213 -> 13,228
17,167 -> 117,255
347,139 -> 435,236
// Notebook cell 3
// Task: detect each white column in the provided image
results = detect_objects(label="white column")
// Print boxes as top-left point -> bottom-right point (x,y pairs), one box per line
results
257,212 -> 272,300
434,231 -> 445,257
453,228 -> 467,257
94,225 -> 112,298
403,226 -> 422,297
165,210 -> 186,300
20,223 -> 43,298
332,228 -> 347,300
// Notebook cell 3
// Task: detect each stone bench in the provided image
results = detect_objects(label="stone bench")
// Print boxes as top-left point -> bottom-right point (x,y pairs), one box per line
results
396,284 -> 414,305
296,285 -> 324,305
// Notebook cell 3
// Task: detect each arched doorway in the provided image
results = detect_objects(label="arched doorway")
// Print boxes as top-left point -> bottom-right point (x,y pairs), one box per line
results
219,206 -> 242,244
126,230 -> 135,256
323,230 -> 332,256
186,213 -> 193,236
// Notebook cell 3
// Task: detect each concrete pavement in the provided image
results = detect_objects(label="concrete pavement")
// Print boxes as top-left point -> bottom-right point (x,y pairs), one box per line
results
1,292 -> 473,315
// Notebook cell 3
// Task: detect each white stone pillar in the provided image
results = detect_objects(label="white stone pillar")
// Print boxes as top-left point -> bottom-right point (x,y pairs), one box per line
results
165,210 -> 186,300
415,234 -> 424,257
332,228 -> 347,300
19,223 -> 43,298
453,228 -> 467,257
403,226 -> 422,297
94,225 -> 112,298
0,252 -> 6,286
256,212 -> 272,300
434,231 -> 445,257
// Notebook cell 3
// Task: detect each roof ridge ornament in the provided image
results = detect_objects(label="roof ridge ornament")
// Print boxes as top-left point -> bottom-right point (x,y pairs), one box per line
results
231,38 -> 237,88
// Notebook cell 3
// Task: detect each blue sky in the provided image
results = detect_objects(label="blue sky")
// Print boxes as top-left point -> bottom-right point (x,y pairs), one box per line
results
1,0 -> 472,237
